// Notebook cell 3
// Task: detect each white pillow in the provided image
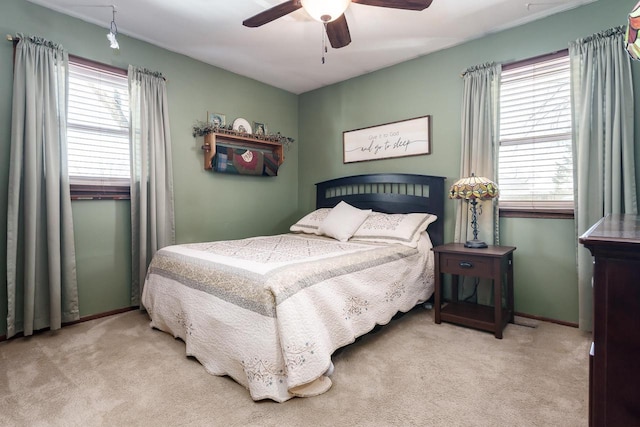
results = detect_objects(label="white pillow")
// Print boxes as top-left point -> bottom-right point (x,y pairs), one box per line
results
290,208 -> 331,235
350,212 -> 437,247
317,201 -> 372,242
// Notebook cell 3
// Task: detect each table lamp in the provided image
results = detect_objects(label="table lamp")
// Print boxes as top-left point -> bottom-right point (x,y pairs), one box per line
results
449,173 -> 499,248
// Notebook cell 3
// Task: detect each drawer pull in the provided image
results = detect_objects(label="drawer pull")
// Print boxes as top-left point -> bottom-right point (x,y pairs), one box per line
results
459,261 -> 473,268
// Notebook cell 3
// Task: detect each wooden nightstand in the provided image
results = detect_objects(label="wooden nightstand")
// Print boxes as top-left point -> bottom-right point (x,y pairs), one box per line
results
433,243 -> 516,339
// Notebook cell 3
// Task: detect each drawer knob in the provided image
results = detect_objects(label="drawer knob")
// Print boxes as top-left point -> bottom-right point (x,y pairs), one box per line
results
459,261 -> 473,268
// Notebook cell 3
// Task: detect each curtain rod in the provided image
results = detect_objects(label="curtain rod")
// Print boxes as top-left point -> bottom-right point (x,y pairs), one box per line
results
6,34 -> 168,83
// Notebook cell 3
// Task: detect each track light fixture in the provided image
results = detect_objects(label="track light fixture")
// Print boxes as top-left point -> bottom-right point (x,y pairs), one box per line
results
107,5 -> 119,49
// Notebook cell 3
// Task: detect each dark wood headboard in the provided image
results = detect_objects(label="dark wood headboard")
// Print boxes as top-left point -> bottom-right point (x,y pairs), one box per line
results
315,173 -> 446,247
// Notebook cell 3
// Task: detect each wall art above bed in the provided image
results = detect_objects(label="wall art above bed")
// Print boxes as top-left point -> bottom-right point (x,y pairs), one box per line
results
343,115 -> 431,164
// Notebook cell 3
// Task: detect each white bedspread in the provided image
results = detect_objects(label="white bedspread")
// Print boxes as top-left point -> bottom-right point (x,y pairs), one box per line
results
141,233 -> 434,402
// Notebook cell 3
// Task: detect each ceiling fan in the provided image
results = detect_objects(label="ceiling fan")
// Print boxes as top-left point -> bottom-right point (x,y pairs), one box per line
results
243,0 -> 434,49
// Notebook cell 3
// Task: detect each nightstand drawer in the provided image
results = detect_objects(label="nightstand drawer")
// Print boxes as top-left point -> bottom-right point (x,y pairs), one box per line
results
440,254 -> 493,278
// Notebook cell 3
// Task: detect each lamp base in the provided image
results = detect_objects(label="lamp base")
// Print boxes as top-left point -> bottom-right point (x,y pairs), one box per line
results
464,239 -> 488,249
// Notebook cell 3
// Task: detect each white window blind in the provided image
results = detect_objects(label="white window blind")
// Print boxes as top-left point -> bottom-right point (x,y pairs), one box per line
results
498,52 -> 573,208
67,58 -> 130,186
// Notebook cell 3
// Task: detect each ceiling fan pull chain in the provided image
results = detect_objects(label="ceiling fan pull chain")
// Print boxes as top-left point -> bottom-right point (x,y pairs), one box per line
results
321,23 -> 327,64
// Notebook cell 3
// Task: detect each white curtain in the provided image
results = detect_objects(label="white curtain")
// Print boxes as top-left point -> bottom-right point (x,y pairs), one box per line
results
454,63 -> 501,303
570,26 -> 637,332
128,66 -> 175,306
6,35 -> 78,338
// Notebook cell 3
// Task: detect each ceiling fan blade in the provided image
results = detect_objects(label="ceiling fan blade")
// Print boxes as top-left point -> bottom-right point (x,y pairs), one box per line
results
351,0 -> 433,11
325,14 -> 352,49
243,1 -> 302,27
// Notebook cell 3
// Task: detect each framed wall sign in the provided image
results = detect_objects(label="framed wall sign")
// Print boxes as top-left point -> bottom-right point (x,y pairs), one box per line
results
343,115 -> 431,163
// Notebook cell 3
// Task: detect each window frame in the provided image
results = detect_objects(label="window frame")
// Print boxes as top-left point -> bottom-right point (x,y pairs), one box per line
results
498,49 -> 574,220
67,55 -> 130,201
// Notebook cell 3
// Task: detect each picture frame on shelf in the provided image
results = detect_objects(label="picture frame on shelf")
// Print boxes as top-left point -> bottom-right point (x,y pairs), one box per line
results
208,112 -> 226,128
253,121 -> 266,136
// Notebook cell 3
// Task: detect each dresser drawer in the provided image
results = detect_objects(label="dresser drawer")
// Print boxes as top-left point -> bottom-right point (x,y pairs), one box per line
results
440,253 -> 494,278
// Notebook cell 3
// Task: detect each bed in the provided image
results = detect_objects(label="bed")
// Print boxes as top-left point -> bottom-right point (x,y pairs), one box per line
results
141,173 -> 445,402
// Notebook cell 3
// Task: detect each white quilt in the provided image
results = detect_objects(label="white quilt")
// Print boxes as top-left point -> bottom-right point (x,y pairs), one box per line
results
141,233 -> 435,402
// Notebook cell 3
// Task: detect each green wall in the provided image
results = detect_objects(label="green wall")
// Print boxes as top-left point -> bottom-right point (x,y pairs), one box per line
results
298,0 -> 640,324
0,1 -> 299,336
1,0 -> 639,335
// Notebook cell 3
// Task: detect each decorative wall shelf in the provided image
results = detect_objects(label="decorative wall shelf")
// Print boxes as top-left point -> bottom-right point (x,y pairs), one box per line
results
201,132 -> 284,173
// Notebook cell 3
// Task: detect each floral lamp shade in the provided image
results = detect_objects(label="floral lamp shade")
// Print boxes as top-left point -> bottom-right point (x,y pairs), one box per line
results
449,174 -> 499,249
449,174 -> 499,201
626,1 -> 640,60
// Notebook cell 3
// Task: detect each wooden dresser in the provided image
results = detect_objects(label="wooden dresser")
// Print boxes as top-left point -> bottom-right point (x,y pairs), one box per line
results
579,214 -> 640,427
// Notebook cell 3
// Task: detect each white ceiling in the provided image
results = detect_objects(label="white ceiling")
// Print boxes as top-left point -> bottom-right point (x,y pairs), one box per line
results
26,0 -> 596,94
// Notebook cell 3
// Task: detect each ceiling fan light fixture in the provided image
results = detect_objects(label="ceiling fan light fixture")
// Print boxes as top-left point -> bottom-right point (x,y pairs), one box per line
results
301,0 -> 350,23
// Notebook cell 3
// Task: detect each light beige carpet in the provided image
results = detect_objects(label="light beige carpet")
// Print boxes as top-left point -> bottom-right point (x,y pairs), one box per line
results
0,307 -> 590,426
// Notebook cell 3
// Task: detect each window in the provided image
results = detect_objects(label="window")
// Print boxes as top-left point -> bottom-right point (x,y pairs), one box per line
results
67,56 -> 130,199
498,51 -> 573,217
